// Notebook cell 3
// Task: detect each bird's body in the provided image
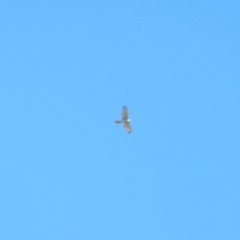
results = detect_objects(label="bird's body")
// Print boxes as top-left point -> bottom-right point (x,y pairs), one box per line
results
114,106 -> 132,133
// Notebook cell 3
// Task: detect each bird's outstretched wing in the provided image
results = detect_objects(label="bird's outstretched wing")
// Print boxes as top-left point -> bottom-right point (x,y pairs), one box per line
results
122,106 -> 128,120
123,121 -> 132,133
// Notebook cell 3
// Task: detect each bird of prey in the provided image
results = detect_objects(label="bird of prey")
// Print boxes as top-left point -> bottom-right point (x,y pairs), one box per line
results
114,106 -> 132,133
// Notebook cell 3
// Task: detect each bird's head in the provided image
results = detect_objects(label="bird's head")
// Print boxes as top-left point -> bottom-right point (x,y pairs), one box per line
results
127,119 -> 131,122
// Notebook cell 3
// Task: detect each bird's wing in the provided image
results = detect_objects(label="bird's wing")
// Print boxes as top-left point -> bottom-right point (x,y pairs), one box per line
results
122,106 -> 128,120
123,121 -> 132,133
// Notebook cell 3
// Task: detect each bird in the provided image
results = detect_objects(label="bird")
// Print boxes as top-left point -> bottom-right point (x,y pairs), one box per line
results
114,106 -> 132,133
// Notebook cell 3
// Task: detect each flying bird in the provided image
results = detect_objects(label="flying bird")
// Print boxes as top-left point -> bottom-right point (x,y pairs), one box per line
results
114,106 -> 132,133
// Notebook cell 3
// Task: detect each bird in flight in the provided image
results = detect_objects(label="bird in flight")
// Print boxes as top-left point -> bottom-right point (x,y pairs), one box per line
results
114,106 -> 132,133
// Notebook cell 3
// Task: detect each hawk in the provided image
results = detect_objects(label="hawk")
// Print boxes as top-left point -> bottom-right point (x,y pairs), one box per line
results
114,106 -> 132,133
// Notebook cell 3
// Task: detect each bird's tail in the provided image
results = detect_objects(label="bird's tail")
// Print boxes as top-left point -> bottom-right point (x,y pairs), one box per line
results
114,120 -> 122,124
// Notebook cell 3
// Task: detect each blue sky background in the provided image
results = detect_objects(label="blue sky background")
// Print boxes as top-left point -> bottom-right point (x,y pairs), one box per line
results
0,1 -> 239,239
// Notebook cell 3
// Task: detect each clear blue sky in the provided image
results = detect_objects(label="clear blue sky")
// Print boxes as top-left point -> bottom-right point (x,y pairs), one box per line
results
1,1 -> 239,239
